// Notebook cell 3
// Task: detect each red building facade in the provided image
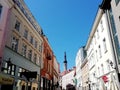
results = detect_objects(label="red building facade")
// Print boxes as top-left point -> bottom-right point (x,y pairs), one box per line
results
41,35 -> 54,90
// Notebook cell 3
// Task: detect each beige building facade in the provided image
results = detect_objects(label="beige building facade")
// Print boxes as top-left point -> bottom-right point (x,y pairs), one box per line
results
81,58 -> 89,90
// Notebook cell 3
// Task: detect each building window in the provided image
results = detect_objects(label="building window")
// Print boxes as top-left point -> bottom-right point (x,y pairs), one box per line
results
28,50 -> 32,60
38,57 -> 41,66
103,38 -> 107,53
34,53 -> 37,64
96,50 -> 98,61
114,36 -> 120,62
48,64 -> 50,72
115,0 -> 120,5
100,20 -> 104,31
18,67 -> 26,77
97,29 -> 99,39
35,41 -> 38,48
98,45 -> 102,58
101,64 -> 104,74
94,35 -> 96,44
106,60 -> 111,72
9,64 -> 16,75
0,5 -> 2,18
30,35 -> 33,44
22,44 -> 27,57
39,45 -> 42,53
23,30 -> 28,39
12,37 -> 19,51
15,20 -> 20,31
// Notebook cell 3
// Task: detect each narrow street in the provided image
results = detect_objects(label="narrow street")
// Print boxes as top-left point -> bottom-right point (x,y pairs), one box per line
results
0,0 -> 120,90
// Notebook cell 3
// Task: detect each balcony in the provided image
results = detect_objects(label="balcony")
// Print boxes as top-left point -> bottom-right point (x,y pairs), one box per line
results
46,53 -> 52,60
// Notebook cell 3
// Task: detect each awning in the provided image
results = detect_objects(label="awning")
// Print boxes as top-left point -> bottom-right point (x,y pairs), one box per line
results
0,73 -> 14,85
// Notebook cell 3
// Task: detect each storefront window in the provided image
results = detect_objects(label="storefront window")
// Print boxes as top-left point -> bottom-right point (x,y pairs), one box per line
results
18,67 -> 26,77
1,60 -> 16,76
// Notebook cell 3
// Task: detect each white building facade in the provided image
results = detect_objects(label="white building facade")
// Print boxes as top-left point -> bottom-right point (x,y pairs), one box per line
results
75,47 -> 85,90
110,0 -> 120,79
61,69 -> 76,90
85,7 -> 119,90
111,0 -> 120,46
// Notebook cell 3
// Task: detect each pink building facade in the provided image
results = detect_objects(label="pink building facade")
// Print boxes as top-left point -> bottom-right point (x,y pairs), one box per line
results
0,0 -> 12,69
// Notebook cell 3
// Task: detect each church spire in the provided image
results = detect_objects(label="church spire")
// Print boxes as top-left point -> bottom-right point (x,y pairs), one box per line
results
63,52 -> 67,71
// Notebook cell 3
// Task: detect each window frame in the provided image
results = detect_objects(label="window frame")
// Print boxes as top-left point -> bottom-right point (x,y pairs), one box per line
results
35,40 -> 38,49
24,29 -> 28,39
30,35 -> 33,44
34,53 -> 37,64
98,45 -> 102,58
0,4 -> 2,18
11,36 -> 19,52
101,64 -> 104,74
28,49 -> 32,60
22,44 -> 27,57
103,38 -> 107,53
100,20 -> 104,32
15,20 -> 20,31
97,29 -> 100,39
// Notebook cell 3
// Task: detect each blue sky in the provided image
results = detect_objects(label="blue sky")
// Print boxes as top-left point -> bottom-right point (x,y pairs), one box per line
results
24,0 -> 102,72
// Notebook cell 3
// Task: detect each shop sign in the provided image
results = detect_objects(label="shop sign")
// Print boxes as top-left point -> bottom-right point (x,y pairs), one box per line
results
102,75 -> 108,83
0,73 -> 14,85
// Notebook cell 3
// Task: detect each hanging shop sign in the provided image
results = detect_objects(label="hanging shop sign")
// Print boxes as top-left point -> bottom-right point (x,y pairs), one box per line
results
102,75 -> 108,83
